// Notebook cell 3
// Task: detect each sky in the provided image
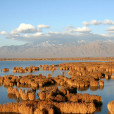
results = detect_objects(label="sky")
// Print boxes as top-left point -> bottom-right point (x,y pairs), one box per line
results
0,0 -> 114,47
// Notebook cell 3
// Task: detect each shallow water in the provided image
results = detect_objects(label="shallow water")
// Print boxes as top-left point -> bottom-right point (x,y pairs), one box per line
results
0,60 -> 79,77
77,79 -> 114,114
0,60 -> 113,114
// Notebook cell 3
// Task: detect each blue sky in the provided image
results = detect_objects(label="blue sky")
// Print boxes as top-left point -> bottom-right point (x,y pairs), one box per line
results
0,0 -> 114,47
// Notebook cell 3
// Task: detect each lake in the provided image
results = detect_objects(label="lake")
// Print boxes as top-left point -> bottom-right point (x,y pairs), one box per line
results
0,60 -> 113,114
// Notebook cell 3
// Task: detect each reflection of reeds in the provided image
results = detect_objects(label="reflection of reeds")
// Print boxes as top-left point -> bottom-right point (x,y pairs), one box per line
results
95,103 -> 102,112
107,111 -> 111,114
8,93 -> 17,100
99,86 -> 104,90
77,86 -> 89,91
1,61 -> 114,113
0,77 -> 3,85
90,86 -> 98,91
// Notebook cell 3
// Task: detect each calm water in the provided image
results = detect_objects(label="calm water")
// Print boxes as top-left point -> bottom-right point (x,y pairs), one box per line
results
0,60 -> 113,114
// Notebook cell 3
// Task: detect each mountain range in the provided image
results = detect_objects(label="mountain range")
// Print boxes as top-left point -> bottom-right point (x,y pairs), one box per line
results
0,41 -> 114,58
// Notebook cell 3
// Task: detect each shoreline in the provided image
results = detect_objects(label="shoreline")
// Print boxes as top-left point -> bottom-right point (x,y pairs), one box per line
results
0,57 -> 114,61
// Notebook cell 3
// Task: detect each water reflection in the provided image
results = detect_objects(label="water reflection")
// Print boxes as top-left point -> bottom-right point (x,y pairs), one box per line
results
95,104 -> 102,112
0,60 -> 79,77
8,93 -> 18,101
99,86 -> 104,90
90,86 -> 99,91
0,60 -> 114,114
77,87 -> 89,91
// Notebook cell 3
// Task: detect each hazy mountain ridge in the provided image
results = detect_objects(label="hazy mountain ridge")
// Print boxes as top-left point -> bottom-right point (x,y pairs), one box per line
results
0,41 -> 114,58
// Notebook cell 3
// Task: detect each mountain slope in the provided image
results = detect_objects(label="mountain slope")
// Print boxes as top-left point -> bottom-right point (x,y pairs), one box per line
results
0,41 -> 114,58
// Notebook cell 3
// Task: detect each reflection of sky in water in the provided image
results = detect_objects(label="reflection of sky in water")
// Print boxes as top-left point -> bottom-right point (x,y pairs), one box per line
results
0,60 -> 113,114
0,60 -> 78,77
0,86 -> 16,104
77,79 -> 114,114
0,60 -> 107,77
0,60 -> 74,105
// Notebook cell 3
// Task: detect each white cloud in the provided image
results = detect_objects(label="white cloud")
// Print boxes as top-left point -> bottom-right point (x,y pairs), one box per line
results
100,33 -> 114,38
23,32 -> 49,38
33,32 -> 43,37
5,28 -> 114,46
83,19 -> 114,26
106,26 -> 114,34
65,26 -> 74,31
24,34 -> 30,38
48,31 -> 60,34
106,26 -> 114,31
104,19 -> 114,25
1,22 -> 114,46
107,31 -> 114,34
16,23 -> 37,33
0,31 -> 7,35
38,24 -> 50,29
83,21 -> 89,26
10,30 -> 18,34
83,20 -> 102,26
90,20 -> 102,25
100,34 -> 111,37
72,26 -> 91,32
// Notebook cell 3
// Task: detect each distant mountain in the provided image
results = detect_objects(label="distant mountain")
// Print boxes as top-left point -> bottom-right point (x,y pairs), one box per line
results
0,41 -> 114,58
